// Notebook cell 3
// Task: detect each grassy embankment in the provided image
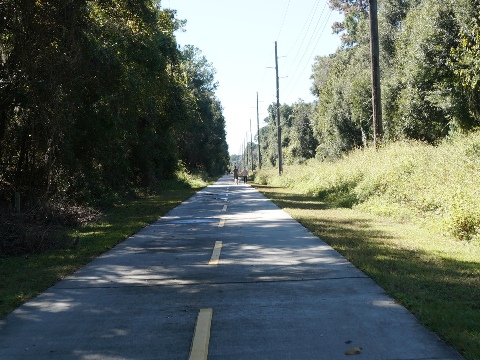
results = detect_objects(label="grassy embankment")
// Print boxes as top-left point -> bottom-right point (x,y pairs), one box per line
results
0,171 -> 210,318
253,132 -> 480,360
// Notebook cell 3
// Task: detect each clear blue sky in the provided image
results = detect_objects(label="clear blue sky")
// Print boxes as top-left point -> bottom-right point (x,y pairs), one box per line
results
161,0 -> 343,155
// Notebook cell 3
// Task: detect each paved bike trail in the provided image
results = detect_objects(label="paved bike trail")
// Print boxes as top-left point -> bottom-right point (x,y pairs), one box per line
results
0,175 -> 462,359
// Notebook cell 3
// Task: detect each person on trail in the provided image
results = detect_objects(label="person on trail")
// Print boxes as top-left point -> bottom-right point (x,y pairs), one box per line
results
242,168 -> 248,184
233,166 -> 239,185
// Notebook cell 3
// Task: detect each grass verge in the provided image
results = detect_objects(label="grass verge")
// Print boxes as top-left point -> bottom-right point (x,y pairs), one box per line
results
254,184 -> 480,360
0,185 -> 205,318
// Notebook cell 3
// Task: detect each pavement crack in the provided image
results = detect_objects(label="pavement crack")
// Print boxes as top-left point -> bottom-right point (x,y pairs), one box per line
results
56,275 -> 370,290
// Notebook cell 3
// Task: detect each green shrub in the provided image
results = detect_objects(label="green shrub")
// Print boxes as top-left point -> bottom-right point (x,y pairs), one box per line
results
163,161 -> 210,189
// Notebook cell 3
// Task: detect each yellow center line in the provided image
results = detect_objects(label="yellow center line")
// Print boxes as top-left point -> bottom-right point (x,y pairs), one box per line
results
209,241 -> 222,265
189,308 -> 213,360
218,218 -> 225,227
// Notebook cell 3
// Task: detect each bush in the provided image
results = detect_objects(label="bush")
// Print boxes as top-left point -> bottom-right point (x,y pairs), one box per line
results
0,202 -> 99,256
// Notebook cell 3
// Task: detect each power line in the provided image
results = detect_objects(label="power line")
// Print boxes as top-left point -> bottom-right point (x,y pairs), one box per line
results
284,0 -> 322,70
276,0 -> 291,40
258,0 -> 335,132
282,2 -> 329,96
256,46 -> 275,101
284,1 -> 328,82
284,7 -> 333,102
258,0 -> 291,103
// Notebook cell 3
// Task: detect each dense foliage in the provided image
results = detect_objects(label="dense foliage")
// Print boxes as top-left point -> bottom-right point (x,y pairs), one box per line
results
0,0 -> 229,209
257,0 -> 480,166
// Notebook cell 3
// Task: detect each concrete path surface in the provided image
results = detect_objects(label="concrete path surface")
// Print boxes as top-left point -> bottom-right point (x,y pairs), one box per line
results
0,175 -> 463,359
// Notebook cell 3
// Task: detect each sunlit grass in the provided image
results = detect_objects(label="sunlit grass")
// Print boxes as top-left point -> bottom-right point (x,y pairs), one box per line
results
256,132 -> 480,242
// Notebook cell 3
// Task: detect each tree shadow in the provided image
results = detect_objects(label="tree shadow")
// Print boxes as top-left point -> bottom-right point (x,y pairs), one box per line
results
254,184 -> 331,211
253,183 -> 480,358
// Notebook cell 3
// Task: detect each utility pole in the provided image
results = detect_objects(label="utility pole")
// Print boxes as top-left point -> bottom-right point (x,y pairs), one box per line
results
275,41 -> 283,175
241,142 -> 244,169
369,0 -> 383,147
245,133 -> 248,169
250,119 -> 254,170
256,92 -> 261,169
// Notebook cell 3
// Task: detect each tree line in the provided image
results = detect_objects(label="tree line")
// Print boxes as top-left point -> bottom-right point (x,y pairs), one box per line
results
0,0 -> 229,209
256,0 -> 480,167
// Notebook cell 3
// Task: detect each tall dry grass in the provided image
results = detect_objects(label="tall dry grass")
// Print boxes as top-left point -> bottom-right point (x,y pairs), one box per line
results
255,131 -> 480,242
